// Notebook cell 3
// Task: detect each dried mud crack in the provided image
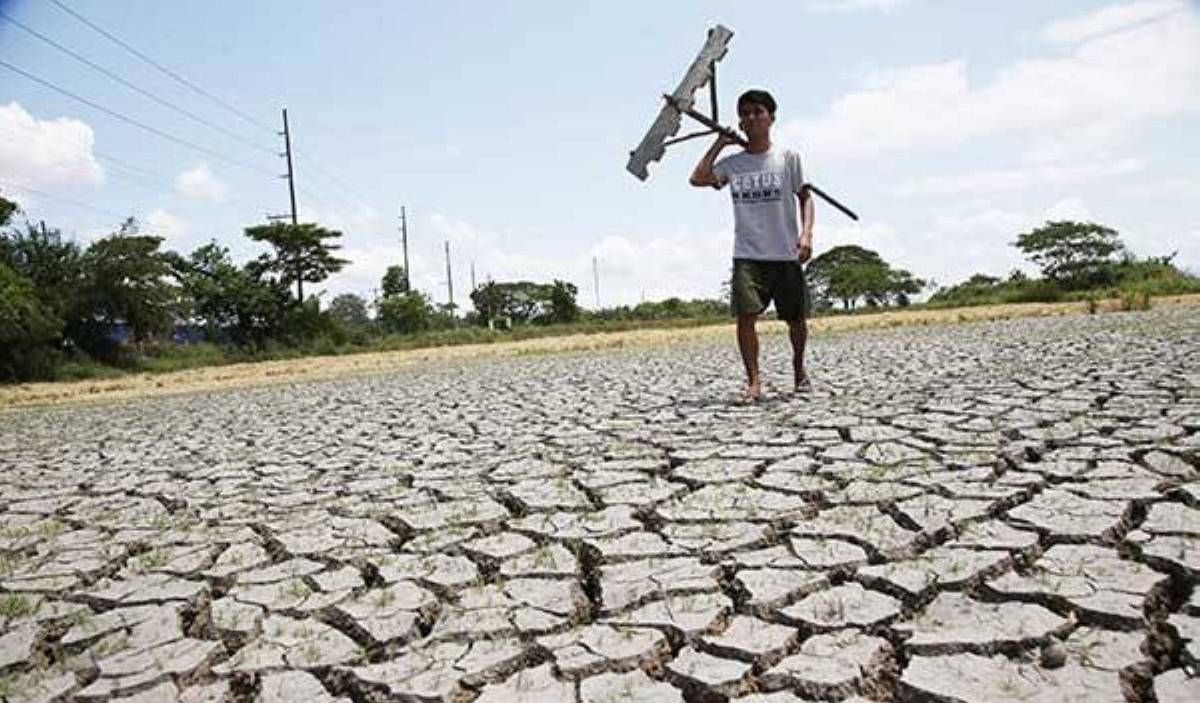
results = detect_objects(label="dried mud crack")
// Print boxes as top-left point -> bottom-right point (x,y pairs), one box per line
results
1,307 -> 1198,702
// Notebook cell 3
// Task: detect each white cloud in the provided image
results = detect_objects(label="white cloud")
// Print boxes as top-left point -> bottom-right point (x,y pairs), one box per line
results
0,102 -> 103,189
818,220 -> 898,256
902,197 -> 1140,287
587,231 -> 732,305
895,157 -> 1144,197
912,209 -> 1036,287
277,201 -> 387,302
323,240 -> 406,303
890,196 -> 1198,286
781,1 -> 1200,160
175,164 -> 228,203
144,209 -> 189,243
326,214 -> 739,311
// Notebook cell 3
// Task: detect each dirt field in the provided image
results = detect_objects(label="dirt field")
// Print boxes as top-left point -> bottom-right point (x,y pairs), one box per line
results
1,302 -> 1196,701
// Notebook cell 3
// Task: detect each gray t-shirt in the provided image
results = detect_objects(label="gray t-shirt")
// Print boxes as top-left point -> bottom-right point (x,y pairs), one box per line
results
713,147 -> 805,260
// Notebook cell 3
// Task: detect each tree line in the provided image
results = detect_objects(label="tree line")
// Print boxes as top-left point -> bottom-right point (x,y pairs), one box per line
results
1,199 -> 356,380
928,221 -> 1196,307
3,192 -> 1194,383
802,221 -> 1195,312
1,196 -> 725,382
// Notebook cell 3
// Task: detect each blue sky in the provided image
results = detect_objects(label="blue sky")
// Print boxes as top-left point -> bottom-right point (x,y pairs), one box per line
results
2,0 -> 1198,308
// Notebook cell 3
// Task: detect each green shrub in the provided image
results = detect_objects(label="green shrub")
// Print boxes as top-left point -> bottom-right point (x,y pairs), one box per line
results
0,263 -> 63,381
56,358 -> 127,381
1002,279 -> 1063,303
136,343 -> 230,373
378,291 -> 433,334
1120,286 -> 1152,311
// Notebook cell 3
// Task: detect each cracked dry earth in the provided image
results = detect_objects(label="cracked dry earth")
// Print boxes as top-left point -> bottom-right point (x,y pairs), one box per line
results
1,307 -> 1198,703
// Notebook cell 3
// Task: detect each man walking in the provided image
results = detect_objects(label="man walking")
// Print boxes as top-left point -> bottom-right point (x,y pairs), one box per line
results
689,89 -> 814,402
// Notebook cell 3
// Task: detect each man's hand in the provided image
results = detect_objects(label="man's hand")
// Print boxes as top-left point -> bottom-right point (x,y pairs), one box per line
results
797,235 -> 813,263
690,133 -> 735,188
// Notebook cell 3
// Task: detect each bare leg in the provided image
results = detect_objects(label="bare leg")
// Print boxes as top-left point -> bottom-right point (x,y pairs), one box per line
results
736,314 -> 762,401
788,319 -> 809,390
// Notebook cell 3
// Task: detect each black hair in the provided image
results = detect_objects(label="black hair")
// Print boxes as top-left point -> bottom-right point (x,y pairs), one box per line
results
737,89 -> 777,116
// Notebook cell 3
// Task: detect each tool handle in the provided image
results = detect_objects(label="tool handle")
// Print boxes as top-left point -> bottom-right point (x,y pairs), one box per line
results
803,184 -> 858,221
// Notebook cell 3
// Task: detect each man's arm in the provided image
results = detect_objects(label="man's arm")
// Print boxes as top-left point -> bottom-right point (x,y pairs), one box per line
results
797,186 -> 815,263
689,134 -> 734,188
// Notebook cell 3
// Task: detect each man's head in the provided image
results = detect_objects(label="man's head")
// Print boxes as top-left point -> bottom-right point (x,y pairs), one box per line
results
737,89 -> 776,141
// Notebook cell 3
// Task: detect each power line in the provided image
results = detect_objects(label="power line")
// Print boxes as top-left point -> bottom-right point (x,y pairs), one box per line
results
0,10 -> 276,157
296,152 -> 377,213
0,179 -> 129,220
291,169 -> 368,216
96,164 -> 170,194
95,152 -> 254,212
29,1 -> 379,229
294,160 -> 373,214
48,0 -> 276,135
94,150 -> 172,182
280,121 -> 376,214
96,158 -> 257,212
0,123 -> 258,213
0,58 -> 277,177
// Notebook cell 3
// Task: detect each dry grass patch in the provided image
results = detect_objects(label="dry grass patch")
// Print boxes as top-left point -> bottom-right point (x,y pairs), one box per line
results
3,293 -> 1197,411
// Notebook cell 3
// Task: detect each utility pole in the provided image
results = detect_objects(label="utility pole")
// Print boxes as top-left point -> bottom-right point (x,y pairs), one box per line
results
470,261 -> 476,292
593,256 -> 600,309
267,108 -> 301,299
281,108 -> 297,225
398,206 -> 410,291
444,240 -> 454,312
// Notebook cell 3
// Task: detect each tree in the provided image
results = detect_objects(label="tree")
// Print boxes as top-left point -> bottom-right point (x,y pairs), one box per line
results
78,219 -> 178,346
0,221 -> 84,322
886,268 -> 926,307
244,222 -> 348,303
378,290 -> 433,334
808,245 -> 924,309
808,245 -> 889,310
470,281 -> 537,323
171,241 -> 238,334
929,273 -> 1003,305
171,241 -> 290,347
469,280 -> 577,325
1013,220 -> 1124,287
0,262 -> 62,381
543,280 -> 580,324
381,265 -> 410,297
328,293 -> 370,328
0,195 -> 17,227
469,281 -> 504,323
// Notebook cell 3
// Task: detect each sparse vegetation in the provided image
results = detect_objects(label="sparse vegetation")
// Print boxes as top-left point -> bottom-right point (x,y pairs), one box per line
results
282,579 -> 313,602
0,593 -> 38,619
135,549 -> 169,571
